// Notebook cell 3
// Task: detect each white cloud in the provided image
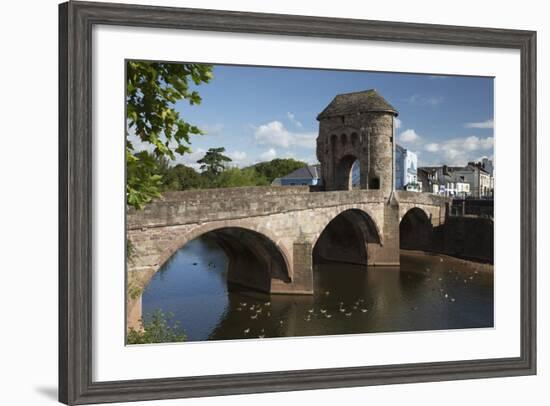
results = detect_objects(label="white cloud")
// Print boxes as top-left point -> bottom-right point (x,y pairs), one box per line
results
227,150 -> 247,161
175,148 -> 207,170
421,136 -> 494,166
286,112 -> 303,128
394,118 -> 402,129
463,135 -> 493,151
464,119 -> 494,129
254,121 -> 291,147
254,120 -> 316,149
200,123 -> 224,135
224,150 -> 252,168
399,129 -> 422,143
259,148 -> 277,161
281,151 -> 317,164
424,142 -> 440,152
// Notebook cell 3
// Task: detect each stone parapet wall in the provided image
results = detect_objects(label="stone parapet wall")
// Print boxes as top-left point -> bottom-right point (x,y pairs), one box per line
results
127,187 -> 386,229
395,191 -> 451,206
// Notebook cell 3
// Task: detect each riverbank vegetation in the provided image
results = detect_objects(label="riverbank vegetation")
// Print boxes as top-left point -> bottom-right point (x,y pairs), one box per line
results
127,310 -> 187,344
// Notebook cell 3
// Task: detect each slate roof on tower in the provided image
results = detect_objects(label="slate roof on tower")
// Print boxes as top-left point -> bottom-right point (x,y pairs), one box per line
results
317,89 -> 398,120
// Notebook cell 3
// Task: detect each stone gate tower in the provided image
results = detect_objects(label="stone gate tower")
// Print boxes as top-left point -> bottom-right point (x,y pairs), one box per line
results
316,89 -> 398,197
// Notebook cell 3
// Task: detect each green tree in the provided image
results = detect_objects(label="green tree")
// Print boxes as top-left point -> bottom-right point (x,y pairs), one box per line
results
126,61 -> 213,209
197,147 -> 232,178
126,151 -> 164,209
163,164 -> 203,190
250,158 -> 308,183
215,167 -> 269,188
127,310 -> 186,344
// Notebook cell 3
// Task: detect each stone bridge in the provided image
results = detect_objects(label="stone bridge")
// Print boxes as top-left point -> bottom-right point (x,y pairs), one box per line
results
126,186 -> 449,327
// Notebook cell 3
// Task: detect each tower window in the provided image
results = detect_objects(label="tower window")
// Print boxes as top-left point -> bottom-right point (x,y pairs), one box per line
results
351,132 -> 358,146
369,177 -> 380,190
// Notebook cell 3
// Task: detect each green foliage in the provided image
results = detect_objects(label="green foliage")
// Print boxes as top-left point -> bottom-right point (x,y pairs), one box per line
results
163,164 -> 203,190
127,283 -> 143,300
126,151 -> 164,210
126,60 -> 213,209
249,158 -> 308,184
212,167 -> 269,188
196,147 -> 232,178
127,310 -> 186,344
126,239 -> 136,265
127,151 -> 307,193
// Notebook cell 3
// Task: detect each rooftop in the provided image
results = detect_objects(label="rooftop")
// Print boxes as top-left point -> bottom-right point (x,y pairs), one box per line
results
317,89 -> 398,120
419,164 -> 491,175
280,165 -> 321,180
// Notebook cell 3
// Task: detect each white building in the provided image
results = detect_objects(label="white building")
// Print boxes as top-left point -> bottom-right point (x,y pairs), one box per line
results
395,144 -> 420,192
418,166 -> 471,198
481,158 -> 495,198
451,163 -> 492,198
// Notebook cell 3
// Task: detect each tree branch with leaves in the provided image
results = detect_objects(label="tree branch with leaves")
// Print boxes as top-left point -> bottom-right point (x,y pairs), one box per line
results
126,61 -> 213,209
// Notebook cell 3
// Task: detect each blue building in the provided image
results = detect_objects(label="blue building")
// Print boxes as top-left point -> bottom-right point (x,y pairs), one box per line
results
395,144 -> 420,191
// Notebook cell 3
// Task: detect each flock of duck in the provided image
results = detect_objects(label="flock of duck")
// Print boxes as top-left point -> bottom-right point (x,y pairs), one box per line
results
304,297 -> 370,322
424,265 -> 481,304
233,294 -> 375,339
228,259 -> 484,340
236,301 -> 273,338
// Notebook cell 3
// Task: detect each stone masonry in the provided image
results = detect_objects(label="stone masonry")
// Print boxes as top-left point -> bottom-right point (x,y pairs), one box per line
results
126,187 -> 448,328
316,89 -> 398,195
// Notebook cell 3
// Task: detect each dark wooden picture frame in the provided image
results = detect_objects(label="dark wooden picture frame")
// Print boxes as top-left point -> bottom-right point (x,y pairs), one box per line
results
59,1 -> 537,404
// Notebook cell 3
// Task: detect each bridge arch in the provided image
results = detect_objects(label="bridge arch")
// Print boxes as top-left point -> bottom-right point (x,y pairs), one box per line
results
399,207 -> 433,251
313,208 -> 381,265
156,223 -> 292,293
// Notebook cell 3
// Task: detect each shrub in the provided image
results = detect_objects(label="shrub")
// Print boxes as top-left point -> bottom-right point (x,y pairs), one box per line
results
127,310 -> 186,344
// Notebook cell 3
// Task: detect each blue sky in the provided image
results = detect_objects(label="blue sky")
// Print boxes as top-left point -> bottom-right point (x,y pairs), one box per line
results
149,64 -> 494,169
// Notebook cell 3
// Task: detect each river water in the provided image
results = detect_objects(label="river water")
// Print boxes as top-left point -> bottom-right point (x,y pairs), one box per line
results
142,237 -> 493,342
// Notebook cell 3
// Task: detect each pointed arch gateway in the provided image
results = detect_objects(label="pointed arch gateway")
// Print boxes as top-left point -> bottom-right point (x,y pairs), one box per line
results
313,208 -> 382,265
335,154 -> 360,190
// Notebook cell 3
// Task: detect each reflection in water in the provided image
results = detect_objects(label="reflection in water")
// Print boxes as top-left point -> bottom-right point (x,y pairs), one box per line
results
142,237 -> 493,342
